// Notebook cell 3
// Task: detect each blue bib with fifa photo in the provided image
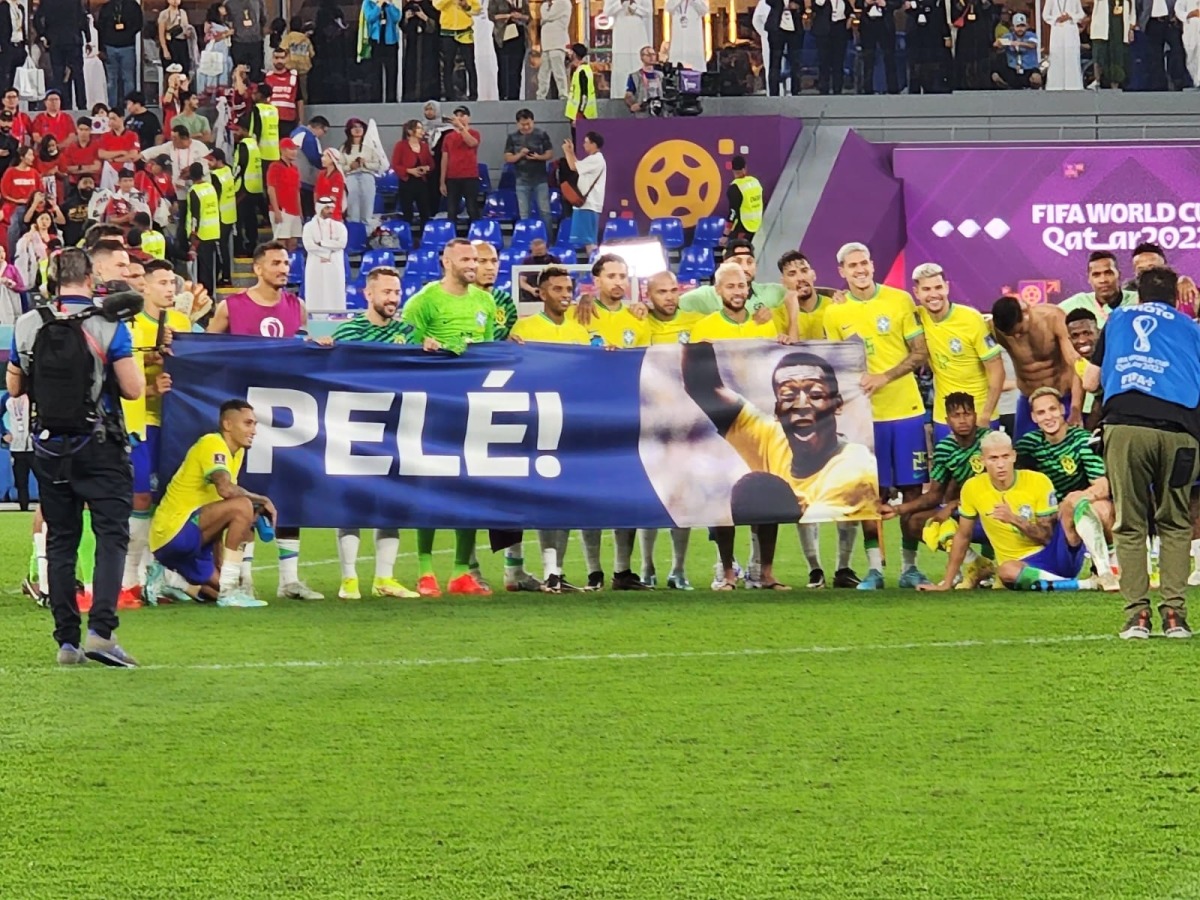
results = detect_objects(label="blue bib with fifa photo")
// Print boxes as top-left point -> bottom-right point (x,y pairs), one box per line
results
1101,304 -> 1200,409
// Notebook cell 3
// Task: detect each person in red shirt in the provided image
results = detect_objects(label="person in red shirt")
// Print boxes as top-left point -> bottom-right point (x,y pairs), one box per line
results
266,136 -> 302,249
2,146 -> 42,252
1,90 -> 33,149
97,109 -> 141,189
60,116 -> 101,185
32,91 -> 76,147
263,47 -> 303,136
440,105 -> 481,222
314,148 -> 345,221
393,119 -> 434,228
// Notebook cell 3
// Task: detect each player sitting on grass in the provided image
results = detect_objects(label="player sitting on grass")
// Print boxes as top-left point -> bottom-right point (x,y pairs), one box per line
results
144,399 -> 275,608
883,392 -> 995,588
921,430 -> 1115,592
1014,385 -> 1116,579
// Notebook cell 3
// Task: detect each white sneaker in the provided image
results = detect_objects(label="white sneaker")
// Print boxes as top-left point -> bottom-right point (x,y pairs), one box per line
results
1188,569 -> 1200,587
278,581 -> 325,600
1096,572 -> 1121,593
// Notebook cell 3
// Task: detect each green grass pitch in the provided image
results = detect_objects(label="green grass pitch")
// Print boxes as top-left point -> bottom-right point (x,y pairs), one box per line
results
1,513 -> 1198,899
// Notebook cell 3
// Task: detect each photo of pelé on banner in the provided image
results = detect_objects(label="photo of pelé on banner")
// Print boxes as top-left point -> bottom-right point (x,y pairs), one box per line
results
639,340 -> 880,527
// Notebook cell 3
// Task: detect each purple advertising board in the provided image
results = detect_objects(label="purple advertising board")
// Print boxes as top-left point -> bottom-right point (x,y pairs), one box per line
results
893,144 -> 1200,308
599,116 -> 803,230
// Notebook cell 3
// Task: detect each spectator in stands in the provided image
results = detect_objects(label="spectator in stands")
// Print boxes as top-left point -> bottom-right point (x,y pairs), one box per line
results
32,90 -> 75,145
0,114 -> 19,179
1089,0 -> 1133,89
440,106 -> 482,224
34,0 -> 89,109
302,195 -> 348,311
435,0 -> 481,101
264,46 -> 304,137
60,173 -> 95,246
763,0 -> 802,96
142,125 -> 210,196
625,46 -> 664,116
14,208 -> 60,290
61,116 -> 101,187
0,244 -> 24,323
35,137 -> 64,204
157,0 -> 197,78
290,115 -> 329,219
0,2 -> 27,98
171,91 -> 214,143
197,3 -> 235,94
98,0 -> 144,108
1140,0 -> 1188,90
281,17 -> 315,99
518,237 -> 559,303
123,93 -> 161,150
811,0 -> 851,96
504,109 -> 553,227
858,0 -> 900,94
536,0 -> 572,100
315,148 -> 346,221
227,0 -> 268,80
363,0 -> 403,102
992,13 -> 1043,88
340,117 -> 387,227
266,136 -> 302,249
402,0 -> 441,102
563,131 -> 605,256
393,120 -> 434,228
606,0 -> 653,99
952,0 -> 997,90
489,0 -> 529,101
1,90 -> 33,147
1043,0 -> 1084,90
2,146 -> 40,252
1179,0 -> 1200,87
907,0 -> 952,93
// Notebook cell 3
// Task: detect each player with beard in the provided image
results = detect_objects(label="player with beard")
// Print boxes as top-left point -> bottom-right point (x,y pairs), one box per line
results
209,240 -> 324,602
329,267 -> 420,600
684,261 -> 803,591
778,249 -> 860,589
402,238 -> 497,597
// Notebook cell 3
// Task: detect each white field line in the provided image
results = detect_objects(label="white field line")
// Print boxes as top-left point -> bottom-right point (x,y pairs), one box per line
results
45,632 -> 1119,675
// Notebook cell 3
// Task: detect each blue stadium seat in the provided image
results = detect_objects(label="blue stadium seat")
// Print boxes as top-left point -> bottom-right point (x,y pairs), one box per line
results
498,248 -> 517,280
421,218 -> 457,251
345,283 -> 367,309
648,217 -> 685,249
405,247 -> 440,280
603,217 -> 639,242
356,248 -> 397,286
498,163 -> 517,191
377,168 -> 399,195
693,215 -> 725,248
556,216 -> 572,243
679,245 -> 716,278
551,242 -> 576,263
549,189 -> 563,221
482,190 -> 520,222
510,218 -> 548,251
345,222 -> 369,255
478,163 -> 493,194
287,249 -> 306,290
379,218 -> 414,251
467,219 -> 503,248
401,272 -> 424,300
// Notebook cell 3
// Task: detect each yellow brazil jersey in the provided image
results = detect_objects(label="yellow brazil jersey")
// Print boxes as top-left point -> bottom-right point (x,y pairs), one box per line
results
645,310 -> 706,345
822,285 -> 925,422
149,433 -> 244,551
725,404 -> 880,520
132,308 -> 194,426
510,313 -> 591,345
120,321 -> 146,441
917,303 -> 1001,424
795,294 -> 832,341
689,310 -> 778,343
959,469 -> 1058,565
567,303 -> 649,348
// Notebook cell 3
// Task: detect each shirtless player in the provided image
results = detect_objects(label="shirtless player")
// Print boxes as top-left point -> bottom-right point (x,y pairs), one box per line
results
990,296 -> 1081,439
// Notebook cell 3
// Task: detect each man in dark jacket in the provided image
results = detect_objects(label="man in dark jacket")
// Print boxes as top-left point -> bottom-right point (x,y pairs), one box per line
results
97,0 -> 144,108
33,0 -> 89,109
856,0 -> 901,94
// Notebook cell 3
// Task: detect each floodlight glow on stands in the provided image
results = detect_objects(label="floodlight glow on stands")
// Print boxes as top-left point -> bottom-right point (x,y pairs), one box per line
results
596,238 -> 669,279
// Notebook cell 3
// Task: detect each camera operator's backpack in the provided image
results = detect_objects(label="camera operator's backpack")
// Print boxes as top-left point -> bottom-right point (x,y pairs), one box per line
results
28,308 -> 100,435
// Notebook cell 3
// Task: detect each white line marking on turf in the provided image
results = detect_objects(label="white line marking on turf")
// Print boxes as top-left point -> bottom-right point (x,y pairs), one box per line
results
251,547 -> 453,572
117,632 -> 1117,674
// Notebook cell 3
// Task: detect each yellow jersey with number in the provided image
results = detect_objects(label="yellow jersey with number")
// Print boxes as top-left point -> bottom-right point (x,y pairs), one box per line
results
510,313 -> 592,345
917,303 -> 1000,424
150,433 -> 244,551
959,469 -> 1058,565
823,285 -> 925,422
567,303 -> 649,348
689,310 -> 778,343
725,404 -> 880,521
132,308 -> 194,427
644,310 -> 706,344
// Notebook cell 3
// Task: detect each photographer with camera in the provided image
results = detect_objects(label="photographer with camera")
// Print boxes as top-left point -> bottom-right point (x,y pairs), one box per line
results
5,248 -> 145,667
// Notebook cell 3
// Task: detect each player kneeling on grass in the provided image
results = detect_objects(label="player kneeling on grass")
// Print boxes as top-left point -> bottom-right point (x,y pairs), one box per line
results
920,431 -> 1117,592
144,399 -> 275,608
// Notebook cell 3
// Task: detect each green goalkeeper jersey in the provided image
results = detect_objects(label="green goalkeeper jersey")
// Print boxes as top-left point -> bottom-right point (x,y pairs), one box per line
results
401,282 -> 497,354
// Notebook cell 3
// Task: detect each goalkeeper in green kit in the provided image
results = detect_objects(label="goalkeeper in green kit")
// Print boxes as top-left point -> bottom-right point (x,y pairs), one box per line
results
401,238 -> 499,598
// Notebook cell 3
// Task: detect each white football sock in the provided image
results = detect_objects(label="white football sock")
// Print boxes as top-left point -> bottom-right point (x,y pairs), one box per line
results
670,528 -> 690,575
219,548 -> 244,593
123,514 -> 151,589
35,527 -> 48,589
277,538 -> 300,586
374,529 -> 400,580
337,529 -> 360,579
837,522 -> 857,569
866,547 -> 883,571
582,530 -> 602,573
638,528 -> 657,579
797,523 -> 822,570
241,541 -> 255,586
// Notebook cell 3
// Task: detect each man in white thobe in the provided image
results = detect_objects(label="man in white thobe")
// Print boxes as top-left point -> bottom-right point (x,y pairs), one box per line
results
303,196 -> 349,312
667,0 -> 709,70
605,0 -> 654,97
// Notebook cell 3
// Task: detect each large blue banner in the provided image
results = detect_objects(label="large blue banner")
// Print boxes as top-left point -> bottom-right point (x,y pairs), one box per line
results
163,335 -> 880,529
